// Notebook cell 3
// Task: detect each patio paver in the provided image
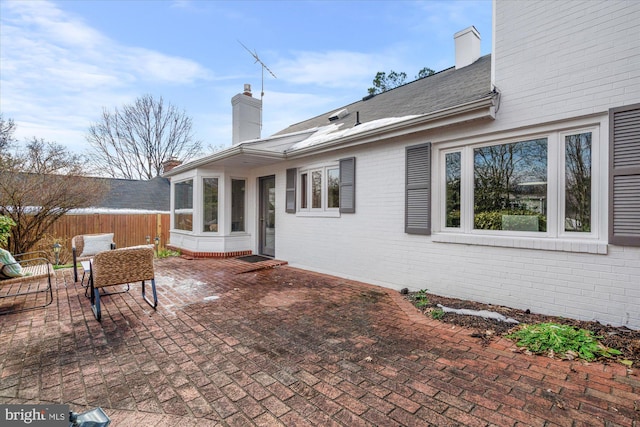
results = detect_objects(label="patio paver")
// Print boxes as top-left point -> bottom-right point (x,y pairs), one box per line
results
1,257 -> 638,426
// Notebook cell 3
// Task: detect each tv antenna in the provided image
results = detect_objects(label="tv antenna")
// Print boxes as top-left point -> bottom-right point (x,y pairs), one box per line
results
238,40 -> 277,101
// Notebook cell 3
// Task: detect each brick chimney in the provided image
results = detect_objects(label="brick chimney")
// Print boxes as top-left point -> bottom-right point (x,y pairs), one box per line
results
454,26 -> 481,70
231,84 -> 262,145
162,158 -> 182,173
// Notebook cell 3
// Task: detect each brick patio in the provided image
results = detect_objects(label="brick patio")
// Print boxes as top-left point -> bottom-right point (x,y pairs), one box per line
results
1,257 -> 638,426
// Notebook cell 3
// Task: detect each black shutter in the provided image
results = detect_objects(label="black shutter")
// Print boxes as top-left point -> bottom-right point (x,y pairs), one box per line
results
286,168 -> 296,213
339,157 -> 356,213
609,103 -> 640,246
406,143 -> 431,235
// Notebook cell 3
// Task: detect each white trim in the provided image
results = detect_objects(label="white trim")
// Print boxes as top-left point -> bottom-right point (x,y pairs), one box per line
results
230,177 -> 247,234
434,123 -> 604,251
432,233 -> 608,254
201,176 -> 220,234
557,128 -> 599,240
296,162 -> 341,214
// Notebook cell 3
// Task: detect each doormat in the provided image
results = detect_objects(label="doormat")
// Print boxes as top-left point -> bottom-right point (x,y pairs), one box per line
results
237,255 -> 273,263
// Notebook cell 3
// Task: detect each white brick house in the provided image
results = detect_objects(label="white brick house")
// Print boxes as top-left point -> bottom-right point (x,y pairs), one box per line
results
164,0 -> 640,329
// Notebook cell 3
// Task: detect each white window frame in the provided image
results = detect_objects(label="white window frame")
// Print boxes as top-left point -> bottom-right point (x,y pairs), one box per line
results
173,178 -> 194,232
558,128 -> 599,240
201,176 -> 220,233
434,126 -> 604,253
297,163 -> 340,217
230,177 -> 247,233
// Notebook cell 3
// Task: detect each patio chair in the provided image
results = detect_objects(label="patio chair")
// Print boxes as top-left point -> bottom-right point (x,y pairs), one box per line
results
89,245 -> 157,321
72,233 -> 116,283
0,250 -> 53,315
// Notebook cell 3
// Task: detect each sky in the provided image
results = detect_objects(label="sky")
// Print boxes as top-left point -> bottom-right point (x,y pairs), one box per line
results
0,0 -> 493,155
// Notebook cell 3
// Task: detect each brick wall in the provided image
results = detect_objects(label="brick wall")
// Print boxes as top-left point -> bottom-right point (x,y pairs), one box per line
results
493,0 -> 640,131
274,139 -> 640,328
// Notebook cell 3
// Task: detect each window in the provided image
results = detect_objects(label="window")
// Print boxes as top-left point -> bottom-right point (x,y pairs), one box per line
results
202,178 -> 218,232
174,179 -> 193,231
327,168 -> 340,208
287,158 -> 355,215
311,170 -> 322,208
437,129 -> 599,240
474,138 -> 547,232
445,152 -> 461,228
565,133 -> 591,232
231,179 -> 246,232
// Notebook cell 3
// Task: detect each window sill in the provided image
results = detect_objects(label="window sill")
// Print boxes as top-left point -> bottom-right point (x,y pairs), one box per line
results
431,233 -> 608,254
296,210 -> 341,218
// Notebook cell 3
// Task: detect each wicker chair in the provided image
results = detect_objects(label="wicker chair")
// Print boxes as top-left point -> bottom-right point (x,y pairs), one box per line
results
72,233 -> 116,283
89,245 -> 157,321
0,251 -> 53,315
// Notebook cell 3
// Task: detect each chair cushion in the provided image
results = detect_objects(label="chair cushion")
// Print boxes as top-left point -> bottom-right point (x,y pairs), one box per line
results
0,248 -> 24,279
81,233 -> 114,257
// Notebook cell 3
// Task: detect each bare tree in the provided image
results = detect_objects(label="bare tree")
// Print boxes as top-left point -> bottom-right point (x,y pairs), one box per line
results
0,136 -> 108,254
86,94 -> 203,180
0,114 -> 17,153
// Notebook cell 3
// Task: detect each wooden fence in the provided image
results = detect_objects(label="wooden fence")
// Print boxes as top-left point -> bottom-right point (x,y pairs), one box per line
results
36,213 -> 170,264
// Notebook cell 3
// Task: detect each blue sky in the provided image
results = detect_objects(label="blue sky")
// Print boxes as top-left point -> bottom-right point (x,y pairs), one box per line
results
0,0 -> 492,154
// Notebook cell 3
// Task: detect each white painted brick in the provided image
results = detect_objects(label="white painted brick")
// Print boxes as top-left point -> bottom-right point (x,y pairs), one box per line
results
271,1 -> 640,330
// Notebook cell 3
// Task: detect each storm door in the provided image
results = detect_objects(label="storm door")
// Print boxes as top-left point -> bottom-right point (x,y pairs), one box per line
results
259,175 -> 276,257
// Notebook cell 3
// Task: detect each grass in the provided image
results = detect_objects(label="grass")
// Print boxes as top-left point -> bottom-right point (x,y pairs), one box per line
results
505,322 -> 622,361
156,248 -> 181,258
413,289 -> 430,307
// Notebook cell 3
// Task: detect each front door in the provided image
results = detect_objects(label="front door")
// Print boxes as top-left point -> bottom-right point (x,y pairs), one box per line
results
259,175 -> 276,257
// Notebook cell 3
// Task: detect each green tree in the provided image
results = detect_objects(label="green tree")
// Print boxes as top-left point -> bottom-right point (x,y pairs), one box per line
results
368,67 -> 435,95
86,94 -> 203,180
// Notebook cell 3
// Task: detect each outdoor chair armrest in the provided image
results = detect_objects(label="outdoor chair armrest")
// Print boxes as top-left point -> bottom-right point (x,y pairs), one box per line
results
0,255 -> 53,314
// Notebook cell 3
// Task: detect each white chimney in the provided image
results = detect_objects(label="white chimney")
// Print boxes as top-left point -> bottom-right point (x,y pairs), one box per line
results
454,26 -> 481,70
231,84 -> 262,145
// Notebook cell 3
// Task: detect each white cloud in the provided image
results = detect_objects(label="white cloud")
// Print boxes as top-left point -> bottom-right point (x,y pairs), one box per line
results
0,0 -> 212,151
274,50 -> 387,89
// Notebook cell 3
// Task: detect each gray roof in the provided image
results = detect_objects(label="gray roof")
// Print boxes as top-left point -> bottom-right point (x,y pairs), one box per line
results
98,176 -> 170,211
274,54 -> 492,136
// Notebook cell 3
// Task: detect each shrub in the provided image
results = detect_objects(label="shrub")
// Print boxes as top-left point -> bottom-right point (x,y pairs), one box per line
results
157,248 -> 181,258
474,210 -> 547,231
0,216 -> 16,248
506,322 -> 621,361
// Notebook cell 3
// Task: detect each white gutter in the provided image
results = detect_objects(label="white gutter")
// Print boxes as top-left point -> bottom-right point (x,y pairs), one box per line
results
163,144 -> 286,177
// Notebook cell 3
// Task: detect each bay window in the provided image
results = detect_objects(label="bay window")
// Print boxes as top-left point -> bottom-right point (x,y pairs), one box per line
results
174,179 -> 193,231
203,178 -> 218,232
231,178 -> 246,232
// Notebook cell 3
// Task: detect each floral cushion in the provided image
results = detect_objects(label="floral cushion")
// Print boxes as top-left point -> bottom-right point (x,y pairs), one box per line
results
0,248 -> 24,279
81,234 -> 114,257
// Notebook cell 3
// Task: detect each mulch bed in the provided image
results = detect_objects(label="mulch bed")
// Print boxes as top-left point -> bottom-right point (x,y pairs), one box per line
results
404,291 -> 640,366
